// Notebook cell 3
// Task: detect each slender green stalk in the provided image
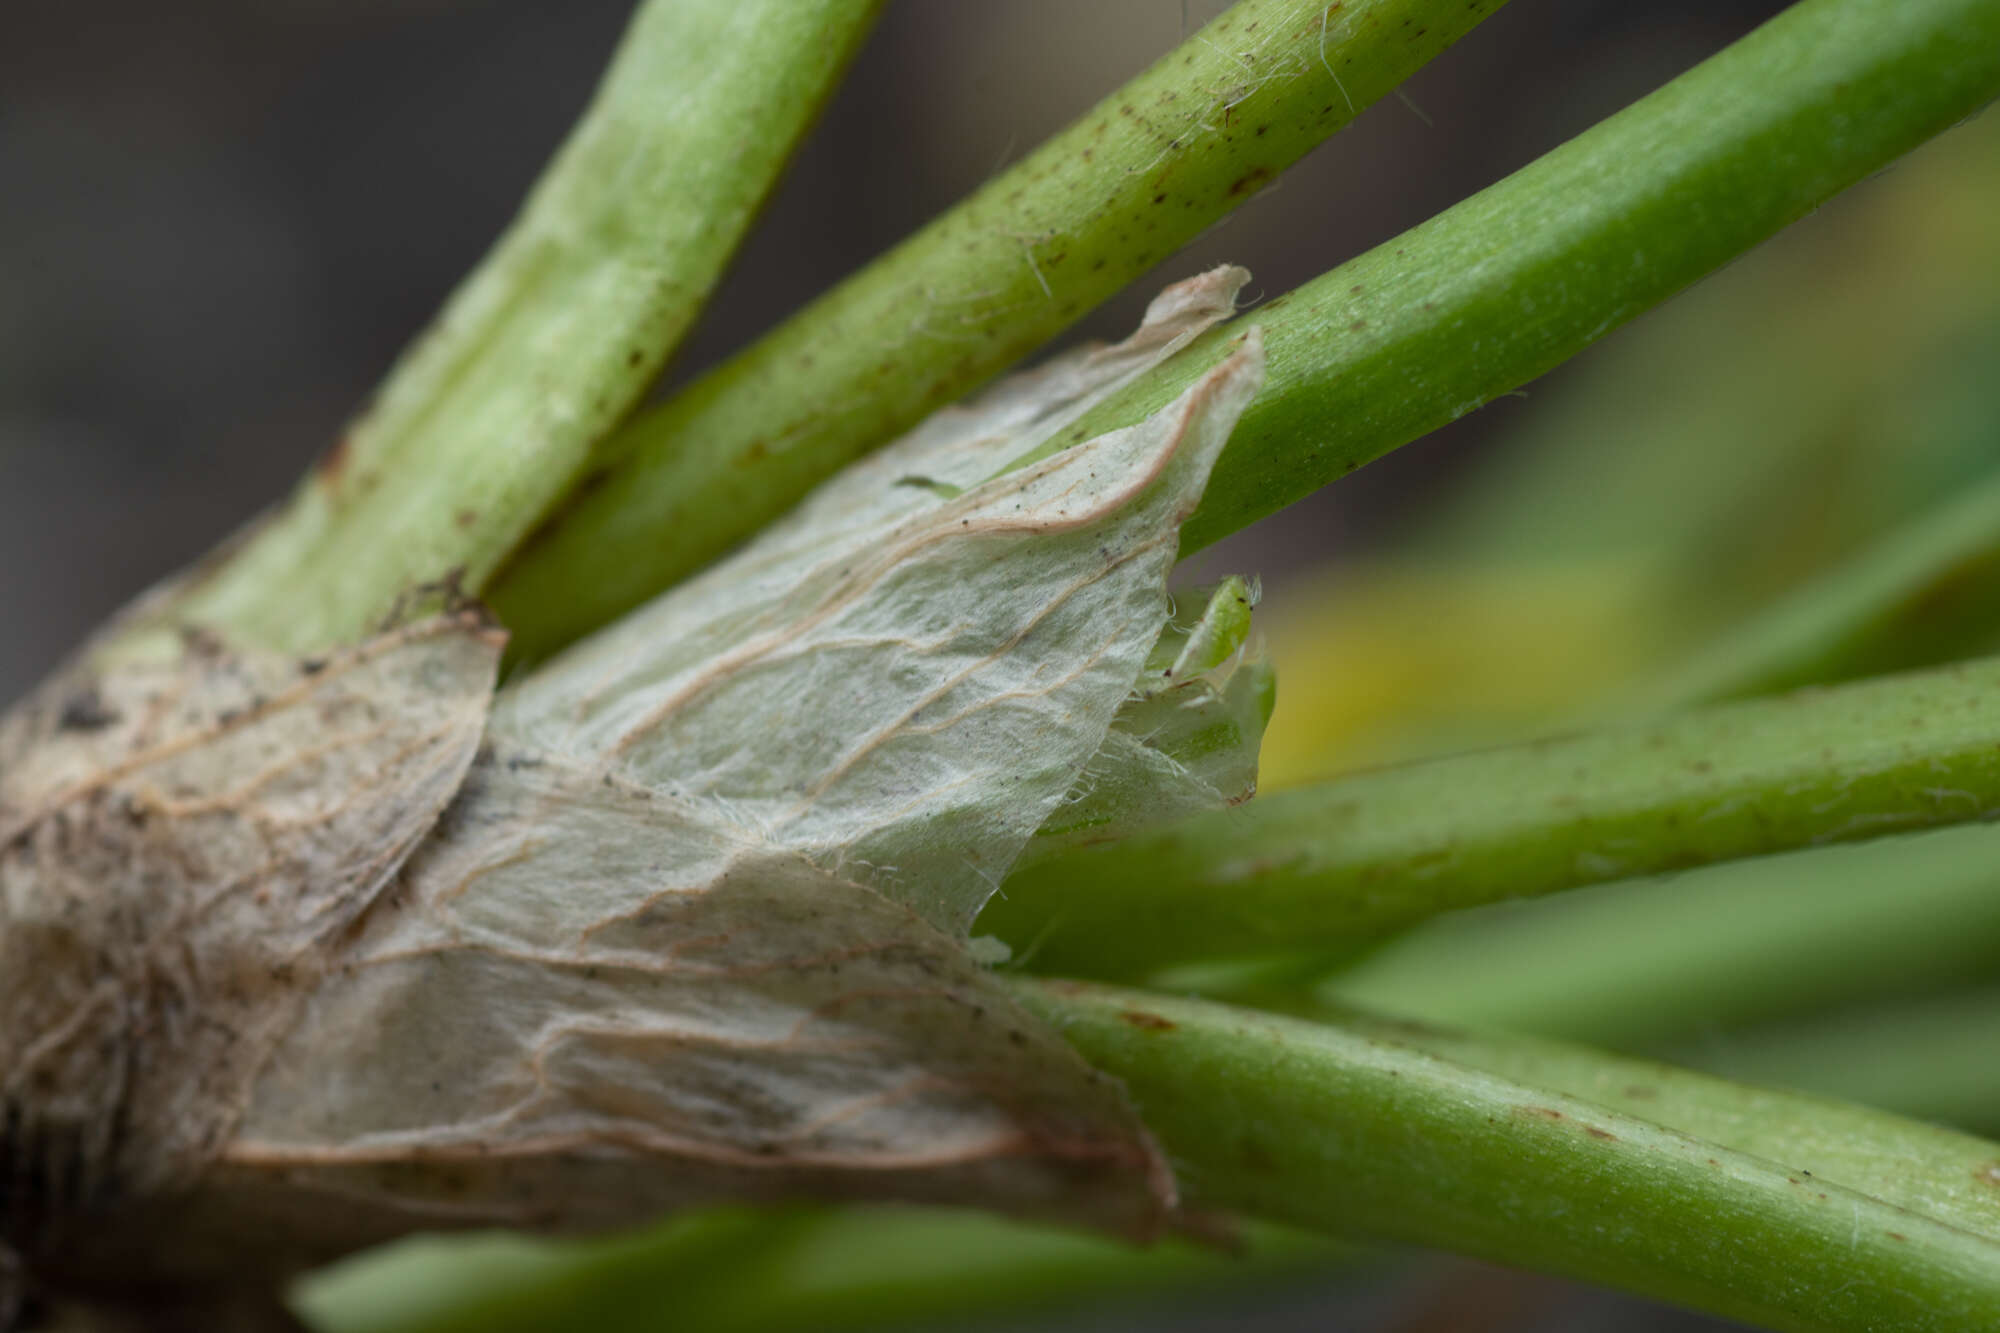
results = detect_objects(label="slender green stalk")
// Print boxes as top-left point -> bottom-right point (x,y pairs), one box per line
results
1637,466 -> 2000,709
1669,987 -> 2000,1137
981,655 -> 2000,978
1007,0 -> 2000,557
299,1210 -> 1342,1333
486,0 -> 1511,662
1018,979 -> 2000,1333
1320,821 -> 2000,1051
1393,111 -> 2000,646
170,0 -> 881,654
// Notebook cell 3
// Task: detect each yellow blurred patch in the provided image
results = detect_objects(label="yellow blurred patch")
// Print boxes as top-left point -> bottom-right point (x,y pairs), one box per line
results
1258,560 -> 1669,786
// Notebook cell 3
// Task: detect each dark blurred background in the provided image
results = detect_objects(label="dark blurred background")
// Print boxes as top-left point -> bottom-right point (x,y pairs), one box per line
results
3,2 -> 1899,1329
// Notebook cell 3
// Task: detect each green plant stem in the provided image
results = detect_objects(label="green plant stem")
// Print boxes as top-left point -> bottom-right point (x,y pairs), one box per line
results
1319,821 -> 2000,1051
1667,986 -> 2000,1137
298,1209 -> 1343,1333
980,655 -> 2000,978
1017,979 -> 2000,1333
1010,0 -> 2000,557
1637,466 -> 2000,710
170,0 -> 881,654
486,0 -> 1510,663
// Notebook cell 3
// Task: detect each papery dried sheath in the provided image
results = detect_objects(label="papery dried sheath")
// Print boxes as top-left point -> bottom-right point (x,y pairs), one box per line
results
0,271 -> 1265,1311
227,280 -> 1265,1244
1,612 -> 502,1299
